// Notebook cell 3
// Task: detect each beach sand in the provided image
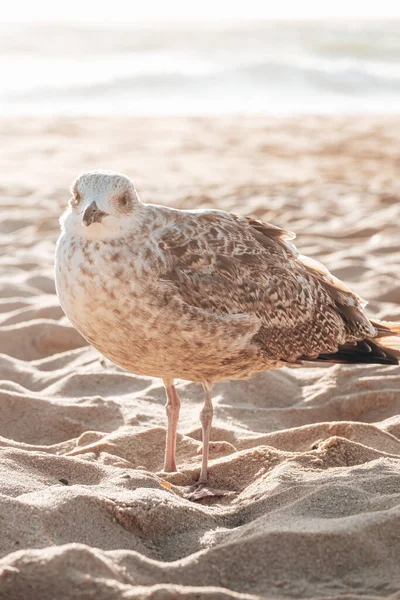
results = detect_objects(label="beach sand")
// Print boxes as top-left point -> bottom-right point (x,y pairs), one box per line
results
0,116 -> 399,599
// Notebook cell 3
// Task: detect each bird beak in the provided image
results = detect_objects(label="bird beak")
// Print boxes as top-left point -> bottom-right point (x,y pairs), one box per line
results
82,201 -> 109,227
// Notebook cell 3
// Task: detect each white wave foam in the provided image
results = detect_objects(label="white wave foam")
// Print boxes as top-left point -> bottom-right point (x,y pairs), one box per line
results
1,21 -> 400,114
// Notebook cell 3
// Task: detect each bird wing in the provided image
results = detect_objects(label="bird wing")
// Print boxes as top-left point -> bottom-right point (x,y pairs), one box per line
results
156,211 -> 375,362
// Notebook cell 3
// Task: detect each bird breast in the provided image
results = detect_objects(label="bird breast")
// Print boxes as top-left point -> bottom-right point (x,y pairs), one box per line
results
55,233 -> 165,373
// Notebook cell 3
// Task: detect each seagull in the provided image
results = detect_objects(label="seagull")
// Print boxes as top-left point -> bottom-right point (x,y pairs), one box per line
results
55,170 -> 400,500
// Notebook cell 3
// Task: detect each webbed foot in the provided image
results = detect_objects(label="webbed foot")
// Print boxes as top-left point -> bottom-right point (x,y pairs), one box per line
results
184,482 -> 232,501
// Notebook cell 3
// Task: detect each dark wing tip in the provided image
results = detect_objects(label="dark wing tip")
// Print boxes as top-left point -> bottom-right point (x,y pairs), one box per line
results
301,339 -> 399,366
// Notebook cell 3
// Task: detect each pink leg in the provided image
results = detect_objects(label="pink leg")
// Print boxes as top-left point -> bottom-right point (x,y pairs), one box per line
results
185,381 -> 229,500
198,381 -> 214,484
163,379 -> 181,472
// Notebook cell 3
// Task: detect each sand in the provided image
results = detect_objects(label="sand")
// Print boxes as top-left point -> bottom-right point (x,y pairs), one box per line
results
0,116 -> 399,600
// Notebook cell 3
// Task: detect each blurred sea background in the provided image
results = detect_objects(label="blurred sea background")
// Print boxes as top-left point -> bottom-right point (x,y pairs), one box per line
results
1,20 -> 400,115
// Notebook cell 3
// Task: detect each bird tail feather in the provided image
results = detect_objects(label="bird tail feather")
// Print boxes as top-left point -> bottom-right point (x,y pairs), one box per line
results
370,319 -> 400,359
301,319 -> 400,365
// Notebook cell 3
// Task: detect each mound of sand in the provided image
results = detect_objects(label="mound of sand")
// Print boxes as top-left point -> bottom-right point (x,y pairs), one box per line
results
0,116 -> 399,599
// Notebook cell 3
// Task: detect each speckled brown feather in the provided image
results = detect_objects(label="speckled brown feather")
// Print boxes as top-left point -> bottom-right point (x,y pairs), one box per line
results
157,211 -> 377,365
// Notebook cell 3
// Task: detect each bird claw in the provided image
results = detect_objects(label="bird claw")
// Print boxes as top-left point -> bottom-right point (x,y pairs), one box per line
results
184,482 -> 232,501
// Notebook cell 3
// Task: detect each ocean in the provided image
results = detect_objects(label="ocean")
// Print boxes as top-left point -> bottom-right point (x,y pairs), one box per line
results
1,21 -> 400,115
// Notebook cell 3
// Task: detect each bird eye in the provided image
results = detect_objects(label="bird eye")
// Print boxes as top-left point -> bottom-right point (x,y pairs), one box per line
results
119,192 -> 131,209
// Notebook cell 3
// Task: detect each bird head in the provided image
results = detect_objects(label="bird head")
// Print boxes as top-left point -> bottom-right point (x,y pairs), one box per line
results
60,170 -> 142,240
